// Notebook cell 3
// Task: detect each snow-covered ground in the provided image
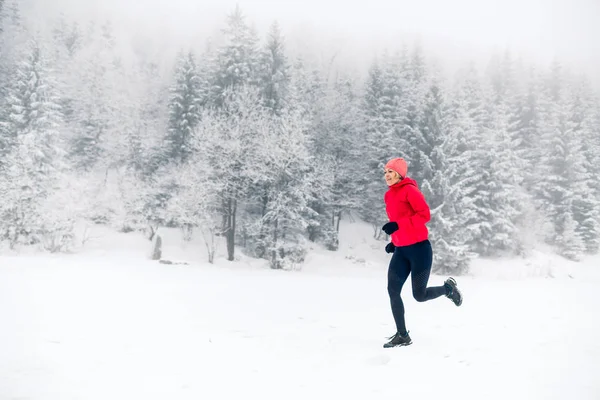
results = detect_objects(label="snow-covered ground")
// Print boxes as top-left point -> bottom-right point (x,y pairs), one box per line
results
1,222 -> 599,400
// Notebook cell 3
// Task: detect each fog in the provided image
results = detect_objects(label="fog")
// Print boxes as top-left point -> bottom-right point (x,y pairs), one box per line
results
2,0 -> 599,269
28,0 -> 600,85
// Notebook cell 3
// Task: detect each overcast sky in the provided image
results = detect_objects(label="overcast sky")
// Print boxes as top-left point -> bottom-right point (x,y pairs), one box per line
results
30,0 -> 600,84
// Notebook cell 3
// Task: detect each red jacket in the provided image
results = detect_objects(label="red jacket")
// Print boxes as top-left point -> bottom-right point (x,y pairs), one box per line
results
384,177 -> 430,247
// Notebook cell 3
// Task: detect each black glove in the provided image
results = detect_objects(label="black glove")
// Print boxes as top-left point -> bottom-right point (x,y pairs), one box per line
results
385,242 -> 395,254
382,222 -> 399,235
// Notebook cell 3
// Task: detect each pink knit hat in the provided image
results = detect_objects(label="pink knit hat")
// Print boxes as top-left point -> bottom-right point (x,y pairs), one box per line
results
385,158 -> 408,178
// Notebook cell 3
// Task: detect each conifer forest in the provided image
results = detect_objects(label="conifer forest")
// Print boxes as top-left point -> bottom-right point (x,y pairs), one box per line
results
1,1 -> 599,273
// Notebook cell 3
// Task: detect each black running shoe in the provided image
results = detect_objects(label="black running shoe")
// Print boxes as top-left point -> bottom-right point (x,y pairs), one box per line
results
383,331 -> 412,348
444,277 -> 463,306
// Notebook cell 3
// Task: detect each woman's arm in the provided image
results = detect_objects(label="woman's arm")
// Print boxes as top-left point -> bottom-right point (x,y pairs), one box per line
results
398,185 -> 431,227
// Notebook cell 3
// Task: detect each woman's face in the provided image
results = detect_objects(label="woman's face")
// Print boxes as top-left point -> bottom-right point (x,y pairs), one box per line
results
384,168 -> 401,186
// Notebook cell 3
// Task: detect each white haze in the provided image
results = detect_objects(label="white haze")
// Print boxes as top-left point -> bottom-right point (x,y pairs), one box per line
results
27,0 -> 600,85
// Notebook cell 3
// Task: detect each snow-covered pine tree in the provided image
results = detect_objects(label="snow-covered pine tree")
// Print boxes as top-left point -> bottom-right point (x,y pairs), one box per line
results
0,0 -> 5,33
589,96 -> 600,206
424,150 -> 474,274
0,0 -> 21,106
417,77 -> 444,200
503,59 -> 530,187
359,53 -> 406,238
409,43 -> 427,85
65,20 -> 123,171
397,46 -> 427,183
448,65 -> 494,255
487,50 -> 517,105
490,60 -> 529,255
50,16 -> 83,136
287,56 -> 325,119
258,21 -> 289,114
553,211 -> 583,261
456,68 -> 524,258
242,21 -> 292,255
358,59 -> 386,238
0,0 -> 18,33
284,57 -> 336,245
417,77 -> 473,273
380,51 -> 406,155
306,74 -> 363,250
0,0 -> 25,172
87,42 -> 172,232
0,39 -> 68,249
165,50 -> 203,165
0,80 -> 11,165
5,0 -> 19,27
513,68 -> 544,191
48,18 -> 148,230
590,98 -> 600,252
52,15 -> 82,58
0,0 -> 5,73
569,79 -> 600,255
211,5 -> 260,106
473,99 -> 524,256
535,64 -> 587,260
489,58 -> 554,253
128,60 -> 169,177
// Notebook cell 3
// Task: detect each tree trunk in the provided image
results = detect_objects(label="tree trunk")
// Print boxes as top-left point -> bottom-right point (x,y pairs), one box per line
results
182,223 -> 193,241
261,188 -> 269,217
307,201 -> 321,242
271,218 -> 279,269
226,197 -> 237,261
226,198 -> 233,261
232,198 -> 237,255
151,234 -> 162,260
257,188 -> 269,258
201,226 -> 216,264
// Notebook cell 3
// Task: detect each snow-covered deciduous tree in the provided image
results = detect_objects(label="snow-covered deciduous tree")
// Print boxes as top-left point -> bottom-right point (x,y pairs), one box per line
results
197,83 -> 315,268
197,86 -> 266,261
253,108 -> 314,269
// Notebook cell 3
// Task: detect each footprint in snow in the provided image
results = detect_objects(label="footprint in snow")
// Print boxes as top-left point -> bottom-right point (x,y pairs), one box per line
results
365,354 -> 392,366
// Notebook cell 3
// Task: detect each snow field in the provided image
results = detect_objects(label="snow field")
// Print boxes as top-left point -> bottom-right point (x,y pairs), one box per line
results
1,247 -> 599,400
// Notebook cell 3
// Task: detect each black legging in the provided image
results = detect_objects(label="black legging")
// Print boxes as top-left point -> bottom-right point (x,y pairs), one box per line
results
387,239 -> 447,334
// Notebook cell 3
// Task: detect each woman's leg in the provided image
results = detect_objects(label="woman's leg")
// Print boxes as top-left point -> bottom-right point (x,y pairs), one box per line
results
408,240 -> 446,302
387,248 -> 411,334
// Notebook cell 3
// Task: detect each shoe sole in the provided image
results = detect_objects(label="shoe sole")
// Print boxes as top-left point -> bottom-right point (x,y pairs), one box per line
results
455,287 -> 463,306
383,341 -> 412,348
455,292 -> 463,306
446,277 -> 462,306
